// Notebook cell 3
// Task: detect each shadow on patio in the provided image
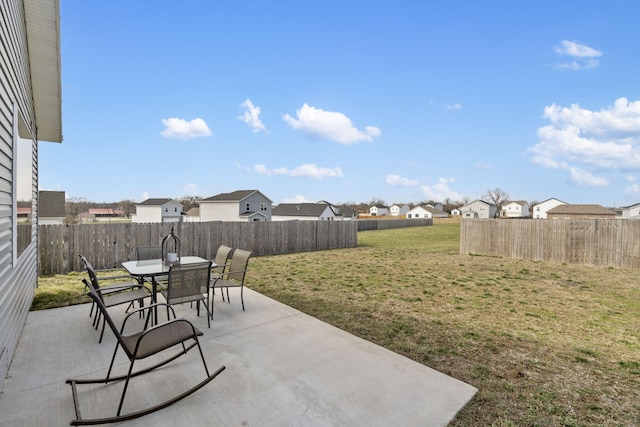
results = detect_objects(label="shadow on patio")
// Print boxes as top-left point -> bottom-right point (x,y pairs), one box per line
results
0,288 -> 476,426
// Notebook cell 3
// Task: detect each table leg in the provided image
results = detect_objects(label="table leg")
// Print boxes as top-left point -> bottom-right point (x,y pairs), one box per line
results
152,277 -> 158,326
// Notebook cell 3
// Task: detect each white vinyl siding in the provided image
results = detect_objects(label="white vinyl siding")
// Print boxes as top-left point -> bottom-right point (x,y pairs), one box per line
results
0,0 -> 47,392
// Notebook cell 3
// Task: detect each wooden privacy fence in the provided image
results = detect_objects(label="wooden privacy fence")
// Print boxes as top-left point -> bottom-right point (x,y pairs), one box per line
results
460,218 -> 640,269
357,218 -> 432,231
39,221 -> 358,275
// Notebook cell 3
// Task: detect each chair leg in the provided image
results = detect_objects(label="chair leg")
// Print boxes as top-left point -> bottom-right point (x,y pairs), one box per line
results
99,316 -> 107,343
240,286 -> 245,311
117,359 -> 137,416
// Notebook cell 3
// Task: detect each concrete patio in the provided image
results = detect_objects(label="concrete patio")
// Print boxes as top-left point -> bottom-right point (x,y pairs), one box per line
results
0,287 -> 477,426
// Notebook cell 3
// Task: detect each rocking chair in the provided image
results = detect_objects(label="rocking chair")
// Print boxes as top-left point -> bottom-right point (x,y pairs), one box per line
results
66,284 -> 225,425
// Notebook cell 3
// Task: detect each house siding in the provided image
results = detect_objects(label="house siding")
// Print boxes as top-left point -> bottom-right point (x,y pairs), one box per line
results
200,201 -> 240,221
200,191 -> 272,222
532,199 -> 566,219
0,0 -> 43,391
133,205 -> 163,223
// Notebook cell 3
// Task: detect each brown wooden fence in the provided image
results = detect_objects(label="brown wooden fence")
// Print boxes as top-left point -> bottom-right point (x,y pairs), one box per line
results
39,221 -> 359,275
460,218 -> 640,269
356,218 -> 432,231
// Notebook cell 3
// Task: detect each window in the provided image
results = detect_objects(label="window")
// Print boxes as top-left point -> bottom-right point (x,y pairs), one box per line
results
15,138 -> 33,259
246,203 -> 250,211
14,112 -> 35,261
260,203 -> 267,211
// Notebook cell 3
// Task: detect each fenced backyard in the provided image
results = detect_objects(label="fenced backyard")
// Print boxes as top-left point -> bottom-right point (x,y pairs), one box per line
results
38,219 -> 431,275
460,218 -> 640,269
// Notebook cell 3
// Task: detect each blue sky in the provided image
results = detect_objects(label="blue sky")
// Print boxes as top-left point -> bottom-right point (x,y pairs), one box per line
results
40,1 -> 640,207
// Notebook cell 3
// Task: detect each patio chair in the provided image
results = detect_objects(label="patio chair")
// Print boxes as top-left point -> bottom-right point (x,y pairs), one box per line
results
66,284 -> 225,425
210,249 -> 251,316
136,245 -> 162,260
83,266 -> 151,343
80,254 -> 144,314
136,245 -> 168,289
161,261 -> 212,328
206,245 -> 234,306
80,255 -> 149,340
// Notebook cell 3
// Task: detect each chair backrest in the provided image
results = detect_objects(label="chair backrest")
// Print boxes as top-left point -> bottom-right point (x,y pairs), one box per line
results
167,261 -> 212,301
79,254 -> 103,294
212,245 -> 233,275
83,278 -> 132,355
137,245 -> 162,260
228,249 -> 251,283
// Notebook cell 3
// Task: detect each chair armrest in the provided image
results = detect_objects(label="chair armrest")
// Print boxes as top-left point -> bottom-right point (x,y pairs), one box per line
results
133,318 -> 201,356
221,269 -> 249,279
120,302 -> 173,332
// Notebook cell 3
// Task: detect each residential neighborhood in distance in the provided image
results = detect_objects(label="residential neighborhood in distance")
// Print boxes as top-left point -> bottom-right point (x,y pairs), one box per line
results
44,188 -> 639,225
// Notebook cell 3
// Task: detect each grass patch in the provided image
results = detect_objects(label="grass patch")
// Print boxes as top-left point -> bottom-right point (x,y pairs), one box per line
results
35,223 -> 640,425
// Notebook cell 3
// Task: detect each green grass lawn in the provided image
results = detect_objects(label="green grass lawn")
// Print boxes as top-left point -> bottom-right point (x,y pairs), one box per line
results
36,223 -> 640,426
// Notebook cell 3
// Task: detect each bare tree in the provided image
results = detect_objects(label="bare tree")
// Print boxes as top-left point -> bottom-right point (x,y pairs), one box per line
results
65,196 -> 90,224
368,197 -> 387,207
483,188 -> 509,207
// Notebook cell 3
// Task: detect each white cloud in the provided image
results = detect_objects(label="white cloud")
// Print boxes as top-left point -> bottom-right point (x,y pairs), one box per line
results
238,99 -> 267,133
254,163 -> 344,179
528,98 -> 640,186
160,117 -> 212,139
281,194 -> 314,203
567,165 -> 609,186
445,103 -> 462,111
183,183 -> 198,195
385,174 -> 419,187
283,103 -> 381,144
528,98 -> 640,187
553,40 -> 602,70
624,183 -> 640,195
141,192 -> 149,201
421,178 -> 464,201
475,162 -> 493,169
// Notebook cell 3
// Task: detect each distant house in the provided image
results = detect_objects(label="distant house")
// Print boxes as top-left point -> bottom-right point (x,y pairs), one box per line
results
459,200 -> 497,219
369,205 -> 389,216
407,204 -> 449,219
621,202 -> 640,220
182,207 -> 201,223
333,205 -> 358,221
546,204 -> 616,220
450,208 -> 461,216
531,198 -> 567,219
315,201 -> 358,221
199,190 -> 272,222
38,191 -> 66,225
389,204 -> 409,217
500,200 -> 530,218
16,201 -> 32,223
272,203 -> 336,221
88,208 -> 124,220
131,198 -> 183,223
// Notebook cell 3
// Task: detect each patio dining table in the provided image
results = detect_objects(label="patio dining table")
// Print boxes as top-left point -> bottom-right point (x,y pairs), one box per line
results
122,256 -> 214,323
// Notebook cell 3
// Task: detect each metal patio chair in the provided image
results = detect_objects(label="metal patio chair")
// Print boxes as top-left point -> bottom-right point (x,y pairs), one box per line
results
136,245 -> 168,289
161,261 -> 213,328
210,249 -> 251,316
82,273 -> 151,344
66,283 -> 225,425
79,254 -> 145,320
206,245 -> 234,310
